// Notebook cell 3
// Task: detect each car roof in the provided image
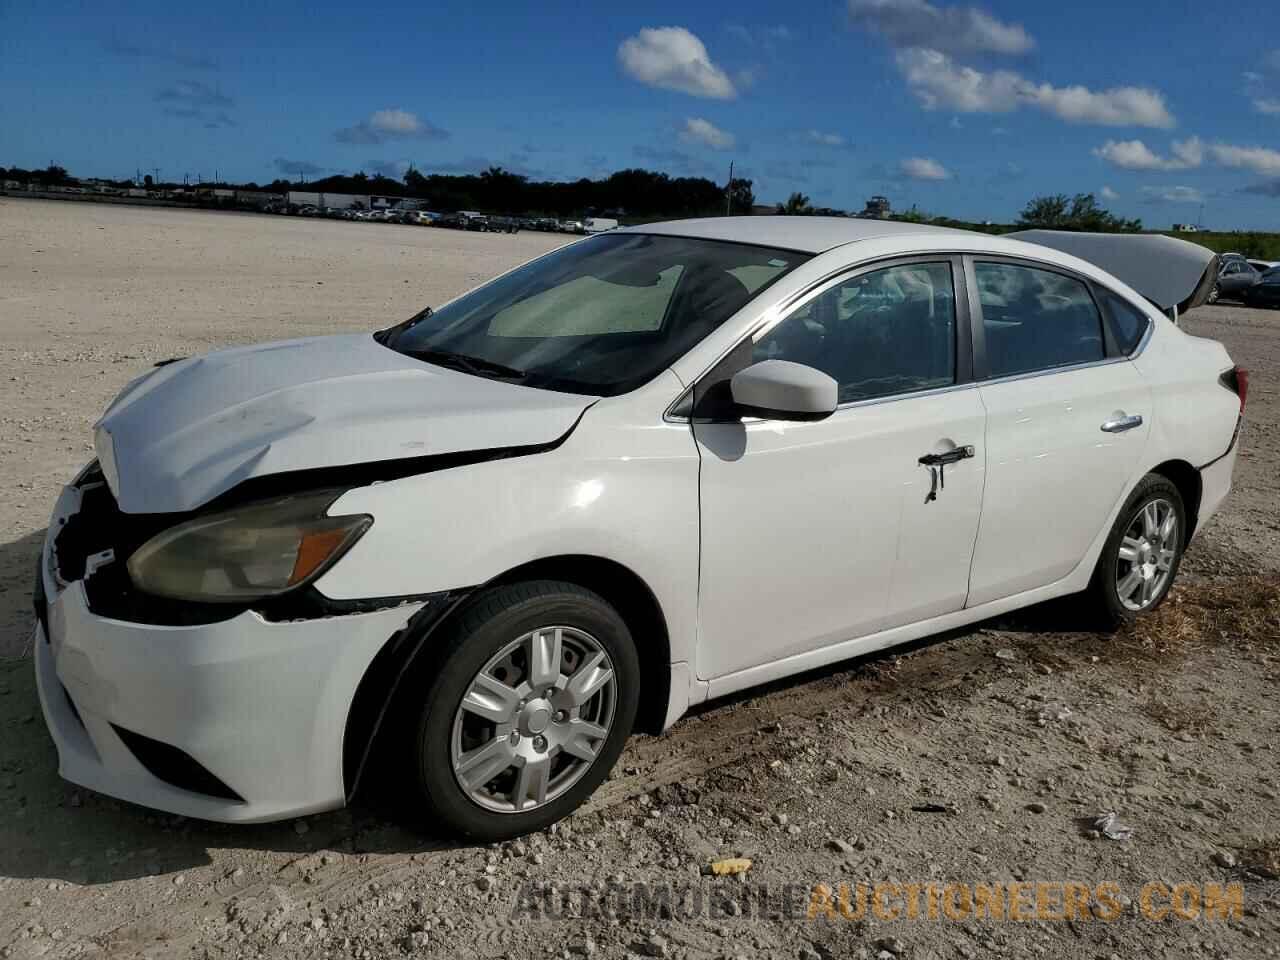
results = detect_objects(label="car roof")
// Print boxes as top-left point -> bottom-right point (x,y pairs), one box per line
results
618,215 -> 974,254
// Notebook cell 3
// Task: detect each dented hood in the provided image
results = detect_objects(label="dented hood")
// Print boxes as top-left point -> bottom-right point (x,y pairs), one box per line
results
94,333 -> 592,514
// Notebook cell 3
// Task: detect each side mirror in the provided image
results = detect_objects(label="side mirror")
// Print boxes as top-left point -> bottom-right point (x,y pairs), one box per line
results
730,360 -> 838,422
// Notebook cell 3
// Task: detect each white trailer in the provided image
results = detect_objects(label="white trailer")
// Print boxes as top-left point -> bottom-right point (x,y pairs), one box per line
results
584,218 -> 619,234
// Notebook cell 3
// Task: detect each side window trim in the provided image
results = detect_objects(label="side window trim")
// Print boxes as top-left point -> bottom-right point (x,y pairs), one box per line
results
686,253 -> 973,421
965,254 -> 1116,382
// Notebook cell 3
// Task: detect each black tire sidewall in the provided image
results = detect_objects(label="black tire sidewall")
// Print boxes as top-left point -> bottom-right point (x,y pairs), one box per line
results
1093,476 -> 1186,624
411,583 -> 640,840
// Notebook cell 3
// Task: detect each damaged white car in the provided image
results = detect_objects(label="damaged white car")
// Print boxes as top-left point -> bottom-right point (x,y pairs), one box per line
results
35,218 -> 1245,839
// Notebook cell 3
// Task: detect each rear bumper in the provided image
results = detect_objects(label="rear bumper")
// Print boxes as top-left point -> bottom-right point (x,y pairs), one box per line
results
35,483 -> 425,823
1196,431 -> 1239,536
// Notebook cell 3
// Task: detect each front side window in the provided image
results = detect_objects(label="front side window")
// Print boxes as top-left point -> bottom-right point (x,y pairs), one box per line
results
379,233 -> 807,396
975,262 -> 1104,378
1097,289 -> 1151,355
753,261 -> 957,403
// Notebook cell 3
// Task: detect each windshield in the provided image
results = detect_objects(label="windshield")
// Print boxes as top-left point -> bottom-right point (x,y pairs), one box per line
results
377,232 -> 808,396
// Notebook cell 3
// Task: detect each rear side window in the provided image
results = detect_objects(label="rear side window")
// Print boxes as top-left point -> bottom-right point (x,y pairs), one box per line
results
1097,289 -> 1151,355
975,262 -> 1104,378
753,261 -> 956,403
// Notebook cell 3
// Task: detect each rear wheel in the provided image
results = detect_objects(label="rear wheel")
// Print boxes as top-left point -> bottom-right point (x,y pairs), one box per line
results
399,580 -> 638,840
1087,475 -> 1186,627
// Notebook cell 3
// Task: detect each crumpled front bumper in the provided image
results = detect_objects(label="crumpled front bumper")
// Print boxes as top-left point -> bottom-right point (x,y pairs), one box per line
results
34,482 -> 425,823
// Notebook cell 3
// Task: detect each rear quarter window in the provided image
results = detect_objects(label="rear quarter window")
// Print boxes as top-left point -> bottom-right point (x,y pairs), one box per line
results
1096,289 -> 1152,355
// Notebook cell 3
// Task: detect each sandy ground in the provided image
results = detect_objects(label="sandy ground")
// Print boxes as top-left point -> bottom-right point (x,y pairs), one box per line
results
0,198 -> 1277,960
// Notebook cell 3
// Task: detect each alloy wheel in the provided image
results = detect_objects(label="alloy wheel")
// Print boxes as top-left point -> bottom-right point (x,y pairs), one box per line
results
1115,498 -> 1178,611
449,626 -> 617,813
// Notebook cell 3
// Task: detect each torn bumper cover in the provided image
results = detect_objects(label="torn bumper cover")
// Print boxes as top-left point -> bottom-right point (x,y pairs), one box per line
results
33,479 -> 426,823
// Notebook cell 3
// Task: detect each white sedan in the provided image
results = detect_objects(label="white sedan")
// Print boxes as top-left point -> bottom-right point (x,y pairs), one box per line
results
34,218 -> 1246,839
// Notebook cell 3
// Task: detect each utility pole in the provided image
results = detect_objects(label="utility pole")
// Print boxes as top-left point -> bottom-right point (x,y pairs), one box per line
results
725,160 -> 734,216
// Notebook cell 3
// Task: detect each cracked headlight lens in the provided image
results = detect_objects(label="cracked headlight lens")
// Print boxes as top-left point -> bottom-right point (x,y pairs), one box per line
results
126,491 -> 372,603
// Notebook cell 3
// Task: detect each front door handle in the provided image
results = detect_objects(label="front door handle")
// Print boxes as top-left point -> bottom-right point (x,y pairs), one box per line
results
918,445 -> 975,467
919,445 -> 975,504
1100,414 -> 1143,433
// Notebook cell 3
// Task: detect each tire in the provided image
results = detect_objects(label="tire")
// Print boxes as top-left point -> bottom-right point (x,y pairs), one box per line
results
1086,474 -> 1186,628
1207,283 -> 1220,305
397,580 -> 639,840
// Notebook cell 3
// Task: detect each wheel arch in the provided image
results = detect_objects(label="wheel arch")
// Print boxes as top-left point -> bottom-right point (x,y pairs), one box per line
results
342,554 -> 673,801
1148,459 -> 1202,543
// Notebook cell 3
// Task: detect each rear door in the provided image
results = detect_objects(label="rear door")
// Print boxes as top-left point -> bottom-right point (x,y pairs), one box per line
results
965,258 -> 1151,606
693,257 -> 987,681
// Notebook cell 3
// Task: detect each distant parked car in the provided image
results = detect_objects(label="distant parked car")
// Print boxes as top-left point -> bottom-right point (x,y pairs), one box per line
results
1247,259 -> 1277,274
1241,266 -> 1280,308
1209,259 -> 1260,303
560,220 -> 585,234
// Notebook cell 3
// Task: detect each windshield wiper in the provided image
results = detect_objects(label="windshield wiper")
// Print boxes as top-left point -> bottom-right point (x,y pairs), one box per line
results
375,307 -> 433,345
403,348 -> 528,381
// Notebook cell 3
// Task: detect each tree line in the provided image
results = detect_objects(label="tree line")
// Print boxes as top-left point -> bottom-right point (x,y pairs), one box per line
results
3,162 -> 1149,233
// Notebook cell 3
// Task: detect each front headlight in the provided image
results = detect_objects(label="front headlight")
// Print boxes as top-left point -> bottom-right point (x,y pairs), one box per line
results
126,491 -> 372,603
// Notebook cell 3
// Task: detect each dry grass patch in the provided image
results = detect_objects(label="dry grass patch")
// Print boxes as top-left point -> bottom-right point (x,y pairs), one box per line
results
1120,576 -> 1280,657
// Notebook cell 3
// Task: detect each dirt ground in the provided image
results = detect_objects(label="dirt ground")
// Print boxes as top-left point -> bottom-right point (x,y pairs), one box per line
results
1,198 -> 1277,960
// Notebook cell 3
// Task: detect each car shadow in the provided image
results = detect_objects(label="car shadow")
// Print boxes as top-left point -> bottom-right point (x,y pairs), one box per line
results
0,516 -> 1099,885
0,528 -> 45,660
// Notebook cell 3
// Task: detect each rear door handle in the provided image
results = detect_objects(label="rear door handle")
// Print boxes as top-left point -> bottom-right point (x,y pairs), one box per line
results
1100,414 -> 1143,433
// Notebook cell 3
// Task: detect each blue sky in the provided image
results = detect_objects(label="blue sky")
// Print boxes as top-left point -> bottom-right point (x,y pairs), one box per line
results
3,0 -> 1280,227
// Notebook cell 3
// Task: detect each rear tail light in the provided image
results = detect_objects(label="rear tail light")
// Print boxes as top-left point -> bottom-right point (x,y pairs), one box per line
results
1219,365 -> 1249,413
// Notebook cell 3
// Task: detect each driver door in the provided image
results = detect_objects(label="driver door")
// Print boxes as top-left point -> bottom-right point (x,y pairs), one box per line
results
692,257 -> 987,682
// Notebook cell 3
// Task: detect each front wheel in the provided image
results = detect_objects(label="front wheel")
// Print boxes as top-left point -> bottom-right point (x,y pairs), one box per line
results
1087,474 -> 1186,627
401,580 -> 639,840
1207,283 -> 1220,305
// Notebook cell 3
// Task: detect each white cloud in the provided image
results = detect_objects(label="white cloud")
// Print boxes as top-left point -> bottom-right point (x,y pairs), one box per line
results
1022,82 -> 1175,128
894,48 -> 1173,127
1141,185 -> 1204,204
679,117 -> 736,150
804,129 -> 847,146
618,27 -> 736,99
895,48 -> 1022,111
335,108 -> 446,144
1100,185 -> 1119,200
369,109 -> 424,135
1209,142 -> 1280,177
900,156 -> 951,180
1093,137 -> 1202,171
847,0 -> 1033,55
1254,98 -> 1280,116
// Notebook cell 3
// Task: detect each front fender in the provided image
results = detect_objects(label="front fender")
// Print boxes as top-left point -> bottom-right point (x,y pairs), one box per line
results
313,381 -> 700,674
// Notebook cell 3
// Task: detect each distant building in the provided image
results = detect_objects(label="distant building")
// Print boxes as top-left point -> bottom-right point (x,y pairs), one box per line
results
287,190 -> 370,210
233,189 -> 283,209
1171,223 -> 1199,233
859,195 -> 891,219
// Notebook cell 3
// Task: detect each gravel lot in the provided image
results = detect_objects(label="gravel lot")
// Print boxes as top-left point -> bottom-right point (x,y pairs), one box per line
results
1,198 -> 1277,960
